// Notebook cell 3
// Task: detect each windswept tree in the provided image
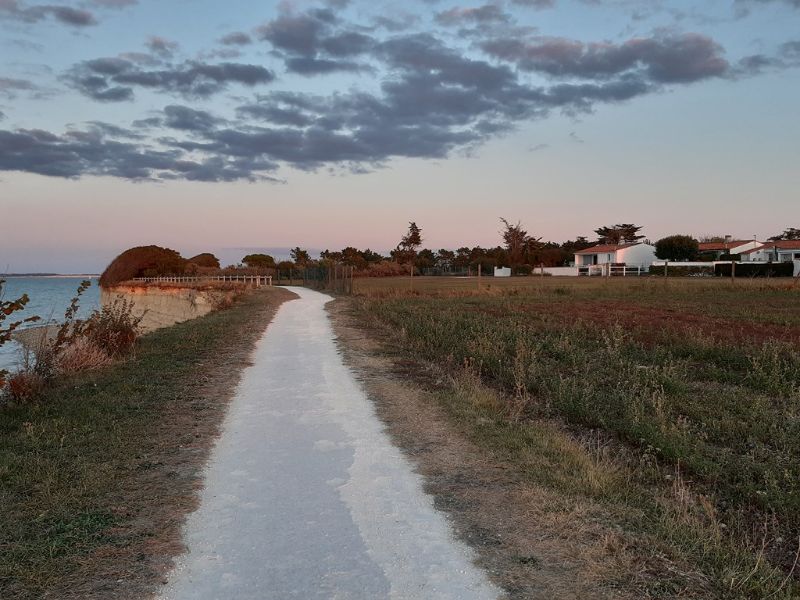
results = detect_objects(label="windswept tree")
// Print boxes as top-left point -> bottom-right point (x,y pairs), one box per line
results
500,218 -> 528,264
241,253 -> 276,269
768,228 -> 800,241
655,235 -> 699,261
500,218 -> 542,265
393,222 -> 423,263
595,224 -> 645,245
290,247 -> 311,267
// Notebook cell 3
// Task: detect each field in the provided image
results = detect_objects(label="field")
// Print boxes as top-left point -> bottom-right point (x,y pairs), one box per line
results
350,276 -> 800,598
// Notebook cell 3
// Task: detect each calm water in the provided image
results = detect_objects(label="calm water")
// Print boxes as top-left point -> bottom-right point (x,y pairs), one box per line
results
0,277 -> 100,374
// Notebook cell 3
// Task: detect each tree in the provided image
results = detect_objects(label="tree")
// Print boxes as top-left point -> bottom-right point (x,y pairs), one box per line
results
655,235 -> 700,261
394,222 -> 423,263
500,218 -> 528,265
290,247 -> 311,267
187,253 -> 220,269
415,248 -> 436,271
276,260 -> 295,276
595,224 -> 644,244
241,253 -> 276,269
768,228 -> 800,241
99,246 -> 187,287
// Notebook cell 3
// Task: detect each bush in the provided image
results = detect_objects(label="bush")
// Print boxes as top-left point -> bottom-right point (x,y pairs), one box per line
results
655,235 -> 700,261
659,265 -> 715,277
84,297 -> 144,357
99,246 -> 187,287
358,261 -> 412,278
1,279 -> 41,388
714,262 -> 794,278
6,370 -> 45,404
187,253 -> 220,269
513,265 -> 533,276
55,338 -> 113,374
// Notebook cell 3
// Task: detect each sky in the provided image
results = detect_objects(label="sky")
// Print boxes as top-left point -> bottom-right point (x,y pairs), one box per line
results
0,0 -> 798,272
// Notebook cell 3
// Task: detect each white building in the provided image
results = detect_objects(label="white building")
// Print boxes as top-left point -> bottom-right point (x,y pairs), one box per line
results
739,240 -> 800,263
698,239 -> 762,258
574,242 -> 657,275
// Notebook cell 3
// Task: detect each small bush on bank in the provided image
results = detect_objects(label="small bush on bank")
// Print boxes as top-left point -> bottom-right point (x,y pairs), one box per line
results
84,297 -> 144,357
2,281 -> 144,405
55,338 -> 113,374
6,370 -> 45,404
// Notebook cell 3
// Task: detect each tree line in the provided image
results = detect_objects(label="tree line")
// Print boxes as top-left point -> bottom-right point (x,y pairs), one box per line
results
236,223 -> 798,273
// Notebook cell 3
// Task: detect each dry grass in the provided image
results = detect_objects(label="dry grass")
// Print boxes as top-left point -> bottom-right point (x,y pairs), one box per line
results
0,287 -> 295,599
342,276 -> 800,598
330,300 -> 715,598
54,338 -> 114,374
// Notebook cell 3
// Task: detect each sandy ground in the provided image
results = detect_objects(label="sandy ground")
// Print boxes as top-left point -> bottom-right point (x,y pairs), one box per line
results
158,287 -> 501,600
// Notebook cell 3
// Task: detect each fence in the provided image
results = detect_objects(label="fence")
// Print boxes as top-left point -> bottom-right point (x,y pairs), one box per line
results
268,265 -> 356,294
577,264 -> 646,277
132,275 -> 272,287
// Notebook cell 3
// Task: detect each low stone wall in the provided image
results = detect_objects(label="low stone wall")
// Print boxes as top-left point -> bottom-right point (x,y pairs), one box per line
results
101,284 -> 240,333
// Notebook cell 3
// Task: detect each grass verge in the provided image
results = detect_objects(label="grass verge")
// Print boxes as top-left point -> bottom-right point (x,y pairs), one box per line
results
345,280 -> 800,599
0,287 -> 294,599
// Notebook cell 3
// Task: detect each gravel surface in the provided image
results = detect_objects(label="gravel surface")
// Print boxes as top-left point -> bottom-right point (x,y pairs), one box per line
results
158,286 -> 501,600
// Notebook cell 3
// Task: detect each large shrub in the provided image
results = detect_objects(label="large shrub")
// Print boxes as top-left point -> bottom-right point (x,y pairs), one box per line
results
100,246 -> 187,287
187,253 -> 220,269
655,235 -> 699,261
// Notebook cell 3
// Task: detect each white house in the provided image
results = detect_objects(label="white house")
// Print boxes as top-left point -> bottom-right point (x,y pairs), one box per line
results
574,242 -> 657,274
739,240 -> 800,263
698,238 -> 762,258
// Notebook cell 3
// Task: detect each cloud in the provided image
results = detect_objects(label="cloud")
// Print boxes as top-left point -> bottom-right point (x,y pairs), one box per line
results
0,125 -> 279,181
256,8 -> 375,74
90,0 -> 137,6
220,31 -> 252,46
510,0 -> 556,7
146,36 -> 179,58
0,1 -> 97,26
481,32 -> 729,83
370,14 -> 420,31
67,58 -> 275,101
162,105 -> 224,131
0,110 -> 5,120
4,13 -> 788,184
0,76 -> 38,98
435,5 -> 512,26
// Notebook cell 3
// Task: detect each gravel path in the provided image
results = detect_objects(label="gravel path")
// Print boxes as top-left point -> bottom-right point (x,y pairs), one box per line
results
158,286 -> 501,600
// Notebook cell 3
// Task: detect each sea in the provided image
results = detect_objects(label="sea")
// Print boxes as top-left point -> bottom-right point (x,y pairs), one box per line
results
0,276 -> 100,374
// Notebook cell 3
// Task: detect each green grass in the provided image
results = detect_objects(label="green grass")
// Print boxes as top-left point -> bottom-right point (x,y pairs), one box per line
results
353,278 -> 800,598
0,289 -> 285,599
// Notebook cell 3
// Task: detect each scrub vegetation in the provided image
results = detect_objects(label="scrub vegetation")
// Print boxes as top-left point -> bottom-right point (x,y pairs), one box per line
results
0,287 -> 293,599
350,277 -> 800,598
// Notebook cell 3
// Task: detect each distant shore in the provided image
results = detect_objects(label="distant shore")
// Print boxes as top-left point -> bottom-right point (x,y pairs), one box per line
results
3,274 -> 99,278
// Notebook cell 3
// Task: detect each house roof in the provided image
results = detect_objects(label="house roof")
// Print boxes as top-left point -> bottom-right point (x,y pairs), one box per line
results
698,240 -> 752,251
575,243 -> 640,255
740,240 -> 800,255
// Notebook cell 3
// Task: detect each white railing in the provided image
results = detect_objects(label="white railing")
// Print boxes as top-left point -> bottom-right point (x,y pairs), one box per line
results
577,264 -> 645,277
132,275 -> 272,287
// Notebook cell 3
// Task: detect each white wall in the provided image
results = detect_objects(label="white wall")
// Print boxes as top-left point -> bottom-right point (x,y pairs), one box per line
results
542,267 -> 578,276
